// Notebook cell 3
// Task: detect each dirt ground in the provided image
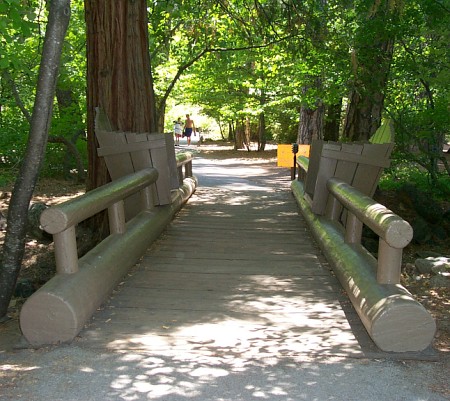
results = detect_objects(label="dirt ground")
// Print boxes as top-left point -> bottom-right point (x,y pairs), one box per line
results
0,142 -> 448,356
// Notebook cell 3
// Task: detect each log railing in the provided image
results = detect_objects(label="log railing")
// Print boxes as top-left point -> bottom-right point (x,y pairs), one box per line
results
292,144 -> 436,353
20,152 -> 196,346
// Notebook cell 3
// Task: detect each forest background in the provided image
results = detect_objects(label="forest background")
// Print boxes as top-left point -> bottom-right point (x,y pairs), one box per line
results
0,0 -> 448,188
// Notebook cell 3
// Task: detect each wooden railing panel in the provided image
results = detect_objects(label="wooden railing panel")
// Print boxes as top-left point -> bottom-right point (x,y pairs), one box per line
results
95,108 -> 177,219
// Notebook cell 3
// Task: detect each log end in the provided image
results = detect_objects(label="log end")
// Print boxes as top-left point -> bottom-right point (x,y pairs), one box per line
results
20,290 -> 80,346
370,295 -> 436,352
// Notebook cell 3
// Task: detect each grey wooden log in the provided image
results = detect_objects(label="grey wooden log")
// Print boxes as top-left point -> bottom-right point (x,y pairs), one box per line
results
40,167 -> 159,235
327,178 -> 413,250
20,175 -> 197,346
327,177 -> 413,284
291,179 -> 436,352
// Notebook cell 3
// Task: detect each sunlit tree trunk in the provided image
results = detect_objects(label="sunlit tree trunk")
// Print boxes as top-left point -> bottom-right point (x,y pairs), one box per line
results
258,112 -> 266,151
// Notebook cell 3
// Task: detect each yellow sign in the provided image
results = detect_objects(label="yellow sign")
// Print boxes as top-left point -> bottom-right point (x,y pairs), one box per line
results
277,144 -> 310,167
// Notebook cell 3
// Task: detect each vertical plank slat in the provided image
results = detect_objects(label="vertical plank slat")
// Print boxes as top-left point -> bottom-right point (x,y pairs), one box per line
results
125,132 -> 158,208
96,130 -> 134,180
351,143 -> 393,197
147,133 -> 171,205
324,143 -> 363,220
304,140 -> 324,199
311,142 -> 341,215
164,133 -> 180,190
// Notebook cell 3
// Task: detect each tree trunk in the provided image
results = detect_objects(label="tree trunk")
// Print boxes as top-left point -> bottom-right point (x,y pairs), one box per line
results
323,100 -> 342,141
0,0 -> 70,319
228,121 -> 234,141
342,1 -> 398,141
84,0 -> 158,192
297,101 -> 325,145
244,116 -> 251,151
258,112 -> 266,151
235,120 -> 245,150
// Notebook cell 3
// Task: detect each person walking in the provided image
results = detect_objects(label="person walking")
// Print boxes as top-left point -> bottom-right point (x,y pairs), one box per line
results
173,117 -> 183,146
184,114 -> 196,146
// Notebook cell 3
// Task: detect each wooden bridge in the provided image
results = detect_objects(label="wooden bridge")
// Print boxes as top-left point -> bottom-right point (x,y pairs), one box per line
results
16,138 -> 435,356
73,154 -> 376,358
0,150 -> 441,401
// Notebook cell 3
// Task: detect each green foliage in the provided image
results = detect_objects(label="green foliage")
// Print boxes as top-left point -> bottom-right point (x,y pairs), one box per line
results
0,0 -> 448,184
384,0 -> 450,182
380,162 -> 450,201
0,0 -> 87,183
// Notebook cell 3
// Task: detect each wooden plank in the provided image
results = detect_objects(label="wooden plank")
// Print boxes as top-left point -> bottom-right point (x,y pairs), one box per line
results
147,133 -> 172,205
119,272 -> 336,291
164,133 -> 180,189
96,130 -> 134,180
96,130 -> 142,220
100,286 -> 339,315
324,143 -> 363,221
321,148 -> 391,167
92,305 -> 346,326
95,106 -> 115,131
311,142 -> 340,214
97,136 -> 165,157
125,132 -> 159,207
142,249 -> 318,262
304,140 -> 324,197
351,143 -> 393,197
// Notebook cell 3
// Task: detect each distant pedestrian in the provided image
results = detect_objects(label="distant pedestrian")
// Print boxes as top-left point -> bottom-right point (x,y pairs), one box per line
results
184,114 -> 196,146
174,118 -> 183,146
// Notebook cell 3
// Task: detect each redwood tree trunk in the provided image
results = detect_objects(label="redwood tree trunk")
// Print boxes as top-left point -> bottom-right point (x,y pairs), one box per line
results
84,0 -> 158,192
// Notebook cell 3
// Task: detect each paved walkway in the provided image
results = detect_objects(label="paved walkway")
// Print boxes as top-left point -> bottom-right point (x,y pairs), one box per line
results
0,152 -> 448,400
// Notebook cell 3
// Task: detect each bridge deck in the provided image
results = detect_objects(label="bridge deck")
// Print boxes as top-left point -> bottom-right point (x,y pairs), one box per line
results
77,154 -> 373,358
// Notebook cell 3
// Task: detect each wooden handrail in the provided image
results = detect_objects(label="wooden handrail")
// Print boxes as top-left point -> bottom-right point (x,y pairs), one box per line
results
327,177 -> 413,284
40,167 -> 159,274
41,168 -> 159,234
291,143 -> 436,352
176,151 -> 193,184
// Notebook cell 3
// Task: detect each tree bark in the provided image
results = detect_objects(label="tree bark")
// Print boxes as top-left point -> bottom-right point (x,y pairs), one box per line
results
342,1 -> 398,141
323,100 -> 342,141
297,101 -> 325,145
258,112 -> 266,151
84,0 -> 158,192
0,0 -> 70,319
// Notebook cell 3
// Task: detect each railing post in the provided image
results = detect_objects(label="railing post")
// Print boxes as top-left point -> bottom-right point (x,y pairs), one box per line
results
108,200 -> 126,234
326,196 -> 341,221
185,161 -> 193,178
377,239 -> 402,284
140,186 -> 154,211
344,212 -> 363,244
53,226 -> 78,274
